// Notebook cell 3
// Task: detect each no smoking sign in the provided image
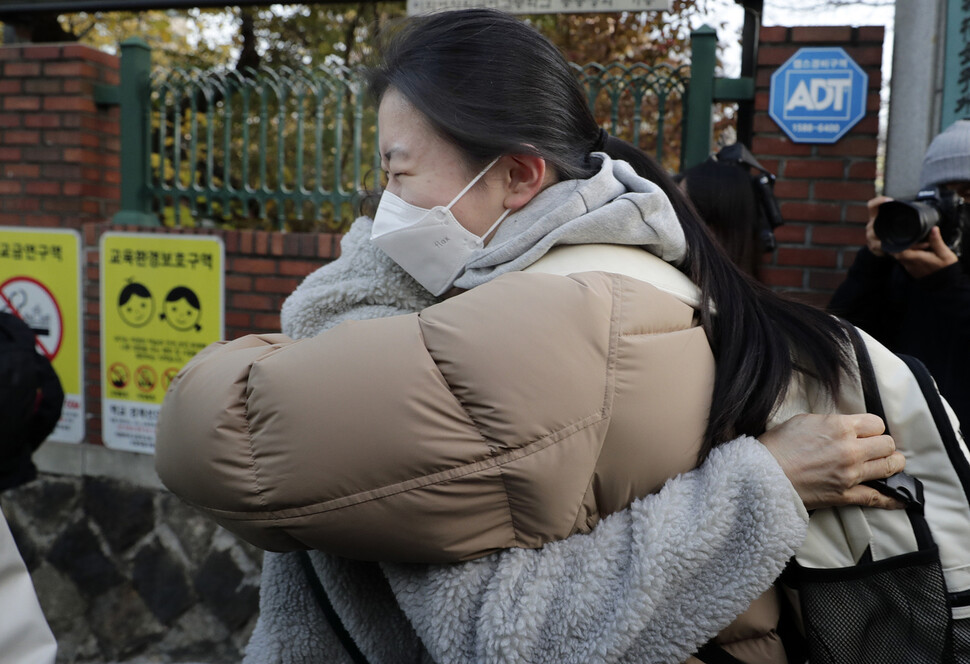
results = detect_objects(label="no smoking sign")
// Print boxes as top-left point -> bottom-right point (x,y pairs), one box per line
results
0,227 -> 84,444
0,275 -> 63,361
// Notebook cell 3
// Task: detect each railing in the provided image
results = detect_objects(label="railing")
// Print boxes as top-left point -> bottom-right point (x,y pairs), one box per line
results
112,26 -> 746,231
149,65 -> 379,232
570,61 -> 689,170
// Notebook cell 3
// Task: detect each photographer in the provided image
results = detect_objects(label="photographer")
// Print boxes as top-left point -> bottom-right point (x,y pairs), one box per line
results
830,120 -> 970,431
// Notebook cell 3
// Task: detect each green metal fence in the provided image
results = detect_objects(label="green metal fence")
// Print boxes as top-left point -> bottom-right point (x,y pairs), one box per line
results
149,64 -> 379,231
570,60 -> 689,169
110,26 -> 744,231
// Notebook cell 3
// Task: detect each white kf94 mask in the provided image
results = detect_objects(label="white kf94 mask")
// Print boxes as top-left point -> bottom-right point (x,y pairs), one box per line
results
371,156 -> 510,296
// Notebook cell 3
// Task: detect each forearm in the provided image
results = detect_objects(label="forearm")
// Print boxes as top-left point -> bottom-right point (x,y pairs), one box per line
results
244,552 -> 430,664
383,436 -> 807,664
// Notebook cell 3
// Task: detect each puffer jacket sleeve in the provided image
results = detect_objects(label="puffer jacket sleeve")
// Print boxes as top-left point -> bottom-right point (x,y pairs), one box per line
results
156,270 -> 641,561
382,436 -> 808,664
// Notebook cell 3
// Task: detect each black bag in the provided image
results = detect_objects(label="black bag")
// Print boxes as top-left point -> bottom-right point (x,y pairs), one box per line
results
0,311 -> 64,491
780,327 -> 970,663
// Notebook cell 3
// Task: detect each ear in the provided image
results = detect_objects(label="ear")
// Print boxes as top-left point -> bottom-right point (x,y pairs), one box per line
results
501,154 -> 549,211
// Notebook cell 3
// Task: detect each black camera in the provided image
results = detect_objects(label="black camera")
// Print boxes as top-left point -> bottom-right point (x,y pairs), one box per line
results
874,187 -> 968,256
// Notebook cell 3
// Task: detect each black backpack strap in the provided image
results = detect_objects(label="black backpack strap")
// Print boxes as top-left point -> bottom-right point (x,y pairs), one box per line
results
694,640 -> 747,664
843,324 -> 922,502
296,550 -> 372,664
897,353 -> 970,506
843,323 -> 934,548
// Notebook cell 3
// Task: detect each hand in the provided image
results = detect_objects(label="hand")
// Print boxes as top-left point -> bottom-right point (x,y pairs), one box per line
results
865,195 -> 893,257
895,226 -> 959,279
758,413 -> 906,511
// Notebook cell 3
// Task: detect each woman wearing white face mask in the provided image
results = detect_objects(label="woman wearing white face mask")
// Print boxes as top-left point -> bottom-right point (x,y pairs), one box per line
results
155,9 -> 913,664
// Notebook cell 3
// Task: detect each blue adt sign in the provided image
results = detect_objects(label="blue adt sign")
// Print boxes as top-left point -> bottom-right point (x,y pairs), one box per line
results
769,47 -> 868,144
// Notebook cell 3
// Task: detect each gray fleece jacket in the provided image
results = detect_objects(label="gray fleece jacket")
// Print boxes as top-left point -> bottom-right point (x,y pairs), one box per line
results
243,156 -> 808,664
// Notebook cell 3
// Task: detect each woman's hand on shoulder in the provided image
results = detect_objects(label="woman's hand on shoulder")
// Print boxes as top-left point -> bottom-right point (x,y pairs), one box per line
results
758,413 -> 906,511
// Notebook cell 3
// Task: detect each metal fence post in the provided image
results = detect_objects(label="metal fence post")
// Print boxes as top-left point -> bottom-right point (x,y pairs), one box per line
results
112,37 -> 158,226
684,25 -> 717,171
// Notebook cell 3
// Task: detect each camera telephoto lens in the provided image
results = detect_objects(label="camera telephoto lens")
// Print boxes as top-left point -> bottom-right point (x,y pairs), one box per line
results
874,200 -> 942,253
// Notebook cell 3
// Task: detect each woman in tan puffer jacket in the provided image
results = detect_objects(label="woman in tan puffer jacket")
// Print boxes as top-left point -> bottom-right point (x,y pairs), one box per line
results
156,10 -> 906,664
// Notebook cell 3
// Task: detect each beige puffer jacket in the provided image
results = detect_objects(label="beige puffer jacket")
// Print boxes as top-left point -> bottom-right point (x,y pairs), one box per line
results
156,265 -> 714,563
156,244 -> 798,663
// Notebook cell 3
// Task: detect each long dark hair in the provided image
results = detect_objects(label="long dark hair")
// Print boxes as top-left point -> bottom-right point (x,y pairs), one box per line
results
370,9 -> 851,461
682,159 -> 765,278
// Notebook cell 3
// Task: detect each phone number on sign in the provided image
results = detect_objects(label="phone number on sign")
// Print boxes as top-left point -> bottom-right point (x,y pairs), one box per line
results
792,123 -> 842,134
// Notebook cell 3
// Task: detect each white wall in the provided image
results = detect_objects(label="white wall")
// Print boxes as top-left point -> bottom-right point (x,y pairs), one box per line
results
883,0 -> 946,197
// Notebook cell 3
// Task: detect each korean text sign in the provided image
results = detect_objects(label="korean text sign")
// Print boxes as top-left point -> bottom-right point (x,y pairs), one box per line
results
100,233 -> 224,454
0,227 -> 84,443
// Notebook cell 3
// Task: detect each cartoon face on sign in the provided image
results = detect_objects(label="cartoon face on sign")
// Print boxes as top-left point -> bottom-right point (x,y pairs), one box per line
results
160,286 -> 202,332
118,281 -> 154,328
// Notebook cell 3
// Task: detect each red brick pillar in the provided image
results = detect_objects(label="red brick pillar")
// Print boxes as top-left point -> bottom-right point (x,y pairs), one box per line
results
0,43 -> 121,229
752,26 -> 884,307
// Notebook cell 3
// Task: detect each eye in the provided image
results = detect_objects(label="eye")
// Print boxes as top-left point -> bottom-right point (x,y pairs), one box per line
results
381,171 -> 409,189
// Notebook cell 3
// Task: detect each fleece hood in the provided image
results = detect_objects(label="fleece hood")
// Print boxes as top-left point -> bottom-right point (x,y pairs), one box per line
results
453,153 -> 687,291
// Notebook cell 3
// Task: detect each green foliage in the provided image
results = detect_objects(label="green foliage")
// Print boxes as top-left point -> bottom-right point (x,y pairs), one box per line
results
59,9 -> 233,68
529,0 -> 729,66
244,3 -> 406,69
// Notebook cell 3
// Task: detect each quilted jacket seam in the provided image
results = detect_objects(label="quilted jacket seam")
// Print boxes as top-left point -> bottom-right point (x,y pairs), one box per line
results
196,410 -> 608,522
242,381 -> 269,510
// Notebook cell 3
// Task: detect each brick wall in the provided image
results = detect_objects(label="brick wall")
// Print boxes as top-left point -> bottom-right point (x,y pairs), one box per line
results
81,223 -> 339,445
0,43 -> 121,229
752,25 -> 884,307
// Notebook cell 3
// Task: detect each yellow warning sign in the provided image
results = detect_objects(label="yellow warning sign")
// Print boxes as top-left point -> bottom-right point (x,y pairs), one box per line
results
101,233 -> 224,454
0,227 -> 84,444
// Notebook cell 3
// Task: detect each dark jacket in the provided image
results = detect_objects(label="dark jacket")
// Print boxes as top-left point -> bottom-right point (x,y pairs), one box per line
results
0,312 -> 63,491
829,247 -> 970,432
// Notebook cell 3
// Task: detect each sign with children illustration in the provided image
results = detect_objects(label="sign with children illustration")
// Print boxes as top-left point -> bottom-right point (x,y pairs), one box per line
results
0,227 -> 84,443
769,47 -> 868,144
100,233 -> 224,454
